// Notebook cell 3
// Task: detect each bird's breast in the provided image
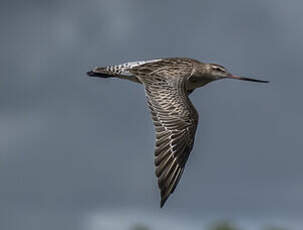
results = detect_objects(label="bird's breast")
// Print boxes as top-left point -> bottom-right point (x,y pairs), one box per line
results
186,75 -> 212,90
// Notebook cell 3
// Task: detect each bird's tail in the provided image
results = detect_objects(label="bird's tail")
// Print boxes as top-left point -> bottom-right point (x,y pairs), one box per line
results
87,59 -> 162,79
87,61 -> 136,79
86,63 -> 142,83
87,67 -> 114,78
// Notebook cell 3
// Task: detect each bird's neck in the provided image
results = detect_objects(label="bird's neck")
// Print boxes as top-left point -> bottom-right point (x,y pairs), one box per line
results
186,74 -> 213,90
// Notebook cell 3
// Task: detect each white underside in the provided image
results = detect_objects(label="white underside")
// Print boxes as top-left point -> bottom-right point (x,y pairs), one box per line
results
119,59 -> 162,69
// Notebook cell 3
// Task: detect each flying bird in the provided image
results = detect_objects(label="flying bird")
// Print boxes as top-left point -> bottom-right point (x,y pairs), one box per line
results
87,57 -> 268,207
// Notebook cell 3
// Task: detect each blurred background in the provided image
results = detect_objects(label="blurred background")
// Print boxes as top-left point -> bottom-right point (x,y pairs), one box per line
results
1,0 -> 303,229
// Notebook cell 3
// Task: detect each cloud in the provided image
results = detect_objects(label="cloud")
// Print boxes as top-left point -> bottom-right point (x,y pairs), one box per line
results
1,0 -> 303,229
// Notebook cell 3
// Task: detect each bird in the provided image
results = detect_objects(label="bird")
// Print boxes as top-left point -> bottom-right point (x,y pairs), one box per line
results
86,57 -> 268,207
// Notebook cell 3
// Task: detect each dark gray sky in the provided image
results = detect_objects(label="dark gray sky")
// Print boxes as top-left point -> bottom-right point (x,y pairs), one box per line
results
2,0 -> 303,229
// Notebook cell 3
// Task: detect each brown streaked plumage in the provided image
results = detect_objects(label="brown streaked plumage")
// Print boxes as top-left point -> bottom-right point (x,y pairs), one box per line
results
87,57 -> 269,207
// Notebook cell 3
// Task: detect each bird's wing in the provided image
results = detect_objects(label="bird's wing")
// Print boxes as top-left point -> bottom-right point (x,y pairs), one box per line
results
133,61 -> 199,207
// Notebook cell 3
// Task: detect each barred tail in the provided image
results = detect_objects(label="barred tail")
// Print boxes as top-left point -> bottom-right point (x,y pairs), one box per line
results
87,59 -> 162,79
87,59 -> 162,78
87,67 -> 114,78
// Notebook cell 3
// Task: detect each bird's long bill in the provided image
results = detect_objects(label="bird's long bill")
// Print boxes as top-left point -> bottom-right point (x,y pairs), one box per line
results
228,75 -> 269,83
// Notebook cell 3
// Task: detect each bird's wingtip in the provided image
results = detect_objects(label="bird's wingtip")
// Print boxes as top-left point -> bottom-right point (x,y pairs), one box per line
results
160,197 -> 168,208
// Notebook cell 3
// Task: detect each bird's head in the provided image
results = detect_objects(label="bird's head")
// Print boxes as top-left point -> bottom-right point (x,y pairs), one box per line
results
203,63 -> 269,83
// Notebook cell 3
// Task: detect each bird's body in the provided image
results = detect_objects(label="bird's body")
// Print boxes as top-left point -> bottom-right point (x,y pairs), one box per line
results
87,57 -> 268,207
